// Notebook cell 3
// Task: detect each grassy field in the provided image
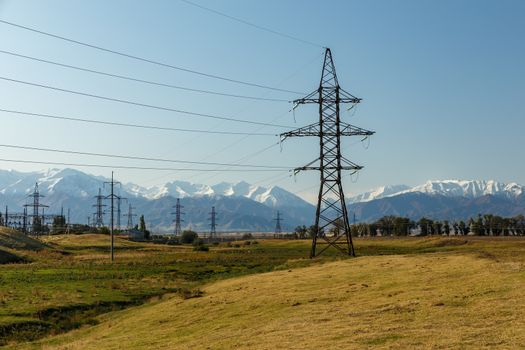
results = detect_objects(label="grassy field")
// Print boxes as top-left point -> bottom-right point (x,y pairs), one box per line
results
1,229 -> 525,349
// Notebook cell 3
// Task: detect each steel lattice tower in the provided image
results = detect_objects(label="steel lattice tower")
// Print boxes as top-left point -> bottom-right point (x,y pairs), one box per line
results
116,195 -> 127,230
274,211 -> 283,234
209,206 -> 217,239
124,204 -> 136,229
92,188 -> 106,227
24,183 -> 49,234
280,48 -> 374,257
172,198 -> 184,236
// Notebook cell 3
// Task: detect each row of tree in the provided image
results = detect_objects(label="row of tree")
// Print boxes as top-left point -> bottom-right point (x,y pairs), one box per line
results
294,214 -> 525,237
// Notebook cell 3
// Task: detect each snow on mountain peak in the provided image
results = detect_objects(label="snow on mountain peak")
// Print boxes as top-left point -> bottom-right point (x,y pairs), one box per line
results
350,179 -> 525,204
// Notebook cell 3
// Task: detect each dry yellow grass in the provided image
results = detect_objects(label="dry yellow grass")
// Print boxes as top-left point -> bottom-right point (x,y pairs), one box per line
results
19,245 -> 525,350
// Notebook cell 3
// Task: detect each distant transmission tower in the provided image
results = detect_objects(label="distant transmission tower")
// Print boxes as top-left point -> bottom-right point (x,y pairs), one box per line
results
116,195 -> 127,230
93,188 -> 106,227
280,48 -> 374,257
209,206 -> 217,239
124,204 -> 136,230
274,211 -> 283,234
24,183 -> 49,234
172,198 -> 184,236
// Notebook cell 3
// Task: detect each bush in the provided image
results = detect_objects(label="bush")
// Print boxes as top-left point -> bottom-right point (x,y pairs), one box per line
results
243,240 -> 251,246
192,238 -> 204,247
181,230 -> 198,244
193,245 -> 209,252
251,240 -> 259,245
212,242 -> 220,246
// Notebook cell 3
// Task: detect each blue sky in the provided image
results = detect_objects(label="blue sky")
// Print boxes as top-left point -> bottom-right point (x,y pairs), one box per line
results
0,0 -> 524,202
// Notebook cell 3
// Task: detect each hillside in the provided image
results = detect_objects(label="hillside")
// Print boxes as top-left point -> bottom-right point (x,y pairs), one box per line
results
0,227 -> 51,251
20,238 -> 525,349
0,227 -> 50,264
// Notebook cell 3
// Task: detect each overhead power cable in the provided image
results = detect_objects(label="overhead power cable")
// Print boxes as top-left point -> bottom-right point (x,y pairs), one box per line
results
0,49 -> 288,102
0,76 -> 293,128
180,0 -> 324,49
0,143 -> 289,169
0,158 -> 284,172
0,108 -> 279,136
0,19 -> 303,95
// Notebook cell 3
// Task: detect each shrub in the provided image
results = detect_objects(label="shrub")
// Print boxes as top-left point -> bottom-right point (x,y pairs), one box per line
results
243,240 -> 251,246
193,245 -> 209,252
251,240 -> 259,245
192,238 -> 204,247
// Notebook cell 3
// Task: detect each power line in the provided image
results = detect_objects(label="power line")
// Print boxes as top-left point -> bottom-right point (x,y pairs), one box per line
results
0,49 -> 289,103
0,108 -> 278,136
180,0 -> 324,49
0,19 -> 304,95
0,143 -> 289,169
0,158 -> 285,172
0,76 -> 294,128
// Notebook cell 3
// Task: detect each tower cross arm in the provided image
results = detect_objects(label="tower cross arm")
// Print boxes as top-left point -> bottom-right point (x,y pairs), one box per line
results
340,123 -> 375,136
280,122 -> 320,141
292,157 -> 363,175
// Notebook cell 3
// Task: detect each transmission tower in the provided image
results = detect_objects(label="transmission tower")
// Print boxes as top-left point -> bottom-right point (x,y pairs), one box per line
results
209,206 -> 217,239
92,188 -> 106,227
116,195 -> 127,230
280,48 -> 374,257
274,211 -> 283,234
104,172 -> 121,262
24,183 -> 49,234
123,203 -> 136,230
172,198 -> 184,236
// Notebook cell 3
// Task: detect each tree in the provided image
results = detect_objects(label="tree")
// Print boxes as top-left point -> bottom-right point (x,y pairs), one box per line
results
52,215 -> 66,233
390,217 -> 409,236
181,230 -> 198,244
139,215 -> 146,232
443,221 -> 450,236
418,217 -> 433,236
294,225 -> 308,239
307,224 -> 321,238
138,215 -> 150,239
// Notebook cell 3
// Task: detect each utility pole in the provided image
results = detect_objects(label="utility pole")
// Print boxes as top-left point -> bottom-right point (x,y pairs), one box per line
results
208,206 -> 217,239
104,172 -> 121,262
280,48 -> 374,258
274,211 -> 283,235
172,198 -> 184,236
124,203 -> 136,230
66,208 -> 71,234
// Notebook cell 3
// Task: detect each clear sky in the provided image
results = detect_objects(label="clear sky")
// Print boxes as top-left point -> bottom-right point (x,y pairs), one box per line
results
0,0 -> 524,202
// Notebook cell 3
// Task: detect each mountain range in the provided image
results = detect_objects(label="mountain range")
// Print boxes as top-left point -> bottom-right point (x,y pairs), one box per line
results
1,168 -> 524,231
0,169 -> 314,232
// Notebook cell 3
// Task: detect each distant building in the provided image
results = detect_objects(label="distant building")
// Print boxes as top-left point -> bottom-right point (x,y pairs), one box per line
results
123,229 -> 146,241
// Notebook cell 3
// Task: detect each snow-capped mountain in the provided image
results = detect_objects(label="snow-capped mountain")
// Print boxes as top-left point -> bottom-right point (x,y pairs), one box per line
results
0,168 -> 314,231
348,184 -> 411,203
350,180 -> 525,203
125,179 -> 308,209
2,169 -> 523,229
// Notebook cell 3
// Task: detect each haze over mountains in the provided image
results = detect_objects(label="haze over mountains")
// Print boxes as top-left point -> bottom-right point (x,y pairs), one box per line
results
1,168 -> 524,231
